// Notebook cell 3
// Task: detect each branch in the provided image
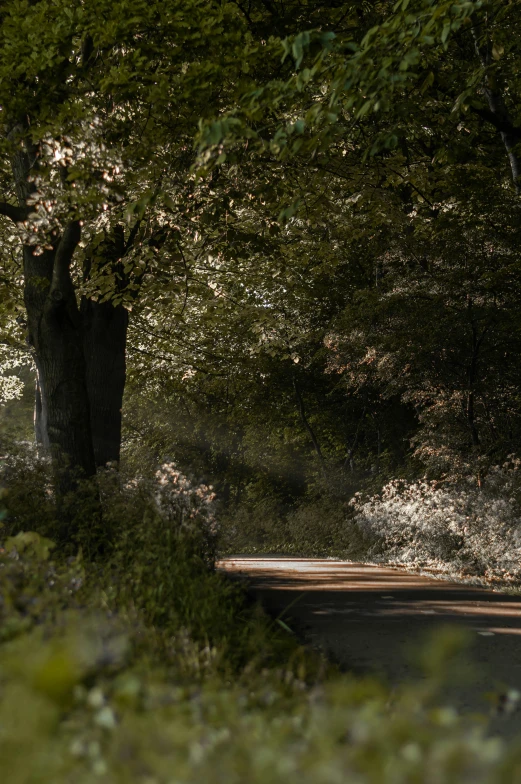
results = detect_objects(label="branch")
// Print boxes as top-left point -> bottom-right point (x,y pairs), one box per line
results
123,217 -> 142,255
127,343 -> 226,375
471,23 -> 521,192
259,0 -> 279,17
292,372 -> 327,478
0,201 -> 28,223
231,0 -> 254,27
344,406 -> 366,470
471,105 -> 521,142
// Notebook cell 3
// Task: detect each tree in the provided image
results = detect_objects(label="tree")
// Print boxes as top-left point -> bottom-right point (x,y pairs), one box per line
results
189,0 -> 521,479
0,0 -> 250,508
0,0 -> 388,503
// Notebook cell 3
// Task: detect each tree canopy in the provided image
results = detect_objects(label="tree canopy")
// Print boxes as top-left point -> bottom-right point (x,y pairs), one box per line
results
1,0 -> 521,536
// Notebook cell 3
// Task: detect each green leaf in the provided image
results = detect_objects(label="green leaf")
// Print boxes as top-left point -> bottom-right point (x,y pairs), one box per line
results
492,43 -> 504,61
5,532 -> 55,561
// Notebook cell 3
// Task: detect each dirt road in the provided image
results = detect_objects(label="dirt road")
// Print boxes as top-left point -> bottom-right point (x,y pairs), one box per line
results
218,556 -> 521,737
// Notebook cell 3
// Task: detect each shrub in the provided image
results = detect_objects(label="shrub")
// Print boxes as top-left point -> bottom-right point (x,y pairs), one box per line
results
218,495 -> 292,554
0,439 -> 54,539
3,483 -> 521,781
97,462 -> 285,667
284,496 -> 365,556
0,530 -> 85,644
351,459 -> 521,579
219,492 -> 370,559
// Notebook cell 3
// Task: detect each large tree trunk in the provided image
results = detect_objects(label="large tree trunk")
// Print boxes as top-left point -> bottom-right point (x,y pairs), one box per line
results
23,239 -> 97,494
80,224 -> 129,467
8,132 -> 130,500
81,298 -> 128,466
10,132 -> 97,500
3,130 -> 130,549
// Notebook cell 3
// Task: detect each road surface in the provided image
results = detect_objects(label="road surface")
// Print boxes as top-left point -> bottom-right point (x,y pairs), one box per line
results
218,556 -> 521,737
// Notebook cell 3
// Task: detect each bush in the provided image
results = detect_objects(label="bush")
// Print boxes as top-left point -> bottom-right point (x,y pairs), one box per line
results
351,459 -> 521,580
219,492 -> 370,559
218,496 -> 293,554
6,456 -> 521,781
284,496 -> 365,556
0,439 -> 54,539
96,462 -> 294,669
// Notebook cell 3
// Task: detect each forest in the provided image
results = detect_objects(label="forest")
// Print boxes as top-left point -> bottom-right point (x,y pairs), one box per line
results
3,0 -> 521,781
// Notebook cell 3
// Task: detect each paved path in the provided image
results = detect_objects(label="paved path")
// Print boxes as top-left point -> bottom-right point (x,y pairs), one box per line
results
218,556 -> 521,737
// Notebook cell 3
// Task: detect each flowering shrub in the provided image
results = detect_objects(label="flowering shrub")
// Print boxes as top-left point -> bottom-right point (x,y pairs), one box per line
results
104,462 -> 230,642
109,461 -> 218,566
153,461 -> 217,542
351,459 -> 521,580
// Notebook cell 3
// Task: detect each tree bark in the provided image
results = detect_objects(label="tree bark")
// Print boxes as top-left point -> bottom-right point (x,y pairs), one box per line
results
5,128 -> 131,512
34,361 -> 50,452
80,224 -> 130,467
81,298 -> 128,466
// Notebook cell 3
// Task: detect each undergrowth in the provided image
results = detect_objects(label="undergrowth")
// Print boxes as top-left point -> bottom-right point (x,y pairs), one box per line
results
3,450 -> 521,781
218,494 -> 363,558
350,459 -> 521,582
220,459 -> 521,586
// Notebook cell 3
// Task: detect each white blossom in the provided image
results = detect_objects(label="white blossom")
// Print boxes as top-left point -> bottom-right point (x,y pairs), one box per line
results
351,459 -> 521,580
